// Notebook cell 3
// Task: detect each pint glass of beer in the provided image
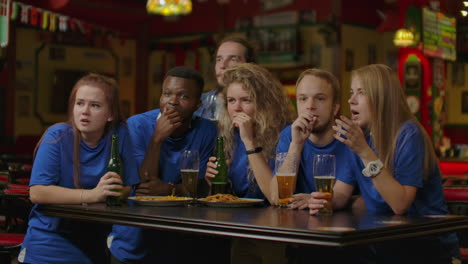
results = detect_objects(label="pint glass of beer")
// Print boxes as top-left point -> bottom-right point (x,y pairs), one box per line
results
275,152 -> 297,207
313,154 -> 336,214
180,150 -> 200,200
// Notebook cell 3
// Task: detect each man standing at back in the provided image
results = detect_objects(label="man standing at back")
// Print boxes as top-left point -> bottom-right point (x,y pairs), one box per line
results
194,35 -> 256,119
107,66 -> 219,264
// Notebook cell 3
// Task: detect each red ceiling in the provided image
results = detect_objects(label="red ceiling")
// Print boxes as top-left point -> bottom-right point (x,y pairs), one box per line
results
15,0 -> 464,38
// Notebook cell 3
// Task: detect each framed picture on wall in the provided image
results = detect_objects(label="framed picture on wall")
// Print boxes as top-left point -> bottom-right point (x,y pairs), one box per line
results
51,70 -> 86,114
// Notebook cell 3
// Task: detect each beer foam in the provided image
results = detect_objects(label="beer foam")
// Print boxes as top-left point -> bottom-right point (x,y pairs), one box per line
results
314,176 -> 335,179
276,172 -> 296,177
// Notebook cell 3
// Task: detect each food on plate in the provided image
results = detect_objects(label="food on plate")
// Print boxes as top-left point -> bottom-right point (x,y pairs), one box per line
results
133,196 -> 190,201
201,193 -> 248,202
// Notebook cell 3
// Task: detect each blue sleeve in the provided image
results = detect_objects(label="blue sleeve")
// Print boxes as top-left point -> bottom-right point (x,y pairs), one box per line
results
30,125 -> 67,186
197,120 -> 217,179
393,122 -> 424,188
126,115 -> 151,166
336,148 -> 359,187
276,126 -> 292,153
117,125 -> 140,186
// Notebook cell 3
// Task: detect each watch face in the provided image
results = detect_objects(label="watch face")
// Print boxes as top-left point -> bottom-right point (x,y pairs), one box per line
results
362,160 -> 383,177
369,163 -> 379,173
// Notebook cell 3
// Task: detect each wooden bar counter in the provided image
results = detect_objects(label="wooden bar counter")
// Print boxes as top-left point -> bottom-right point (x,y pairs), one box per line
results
41,201 -> 468,247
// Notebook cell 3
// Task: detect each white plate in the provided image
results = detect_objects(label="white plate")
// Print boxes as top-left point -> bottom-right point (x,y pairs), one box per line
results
197,198 -> 264,208
128,196 -> 191,207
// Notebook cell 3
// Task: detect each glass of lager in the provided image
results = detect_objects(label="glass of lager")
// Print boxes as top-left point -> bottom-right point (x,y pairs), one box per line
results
180,150 -> 200,201
313,154 -> 336,214
275,152 -> 297,207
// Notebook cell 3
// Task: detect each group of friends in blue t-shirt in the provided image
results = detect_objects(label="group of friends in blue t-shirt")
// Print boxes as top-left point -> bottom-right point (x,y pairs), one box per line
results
18,61 -> 459,264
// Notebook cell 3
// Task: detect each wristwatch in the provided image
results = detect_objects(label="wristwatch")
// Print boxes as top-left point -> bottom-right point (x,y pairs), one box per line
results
246,147 -> 263,155
362,159 -> 384,178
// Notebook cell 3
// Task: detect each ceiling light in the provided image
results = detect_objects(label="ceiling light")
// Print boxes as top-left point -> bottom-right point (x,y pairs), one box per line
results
147,0 -> 192,16
393,28 -> 415,47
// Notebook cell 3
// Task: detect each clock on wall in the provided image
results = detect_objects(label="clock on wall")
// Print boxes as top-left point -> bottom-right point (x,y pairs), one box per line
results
406,95 -> 420,114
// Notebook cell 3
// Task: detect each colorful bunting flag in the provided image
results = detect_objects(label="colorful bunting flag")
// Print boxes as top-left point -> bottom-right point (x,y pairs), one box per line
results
69,17 -> 76,32
84,23 -> 92,40
20,2 -> 28,23
49,12 -> 56,32
30,6 -> 37,26
6,1 -> 113,41
42,10 -> 48,29
58,15 -> 67,32
75,19 -> 85,34
10,1 -> 17,21
0,0 -> 10,47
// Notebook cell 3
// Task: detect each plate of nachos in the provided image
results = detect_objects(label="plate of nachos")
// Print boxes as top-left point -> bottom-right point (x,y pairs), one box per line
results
128,196 -> 192,207
197,194 -> 264,208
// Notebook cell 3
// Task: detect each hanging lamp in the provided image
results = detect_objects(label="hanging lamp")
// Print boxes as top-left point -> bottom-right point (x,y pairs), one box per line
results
393,28 -> 415,47
146,0 -> 192,16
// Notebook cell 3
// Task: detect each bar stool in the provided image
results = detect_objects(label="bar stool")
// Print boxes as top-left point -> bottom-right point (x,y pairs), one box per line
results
7,163 -> 31,185
444,182 -> 468,263
0,233 -> 25,263
1,184 -> 31,233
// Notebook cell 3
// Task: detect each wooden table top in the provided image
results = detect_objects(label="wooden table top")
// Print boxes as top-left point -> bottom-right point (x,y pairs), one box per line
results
41,201 -> 468,247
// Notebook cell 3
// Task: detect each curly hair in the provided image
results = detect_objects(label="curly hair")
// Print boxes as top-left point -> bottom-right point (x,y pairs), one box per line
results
218,63 -> 295,165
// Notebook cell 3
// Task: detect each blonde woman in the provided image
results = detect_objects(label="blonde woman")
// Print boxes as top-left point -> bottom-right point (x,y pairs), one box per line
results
309,64 -> 459,263
204,63 -> 294,264
204,63 -> 294,202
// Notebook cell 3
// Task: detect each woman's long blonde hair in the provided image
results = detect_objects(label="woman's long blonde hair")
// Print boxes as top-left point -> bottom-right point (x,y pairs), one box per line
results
34,73 -> 124,188
219,63 -> 295,164
352,64 -> 437,180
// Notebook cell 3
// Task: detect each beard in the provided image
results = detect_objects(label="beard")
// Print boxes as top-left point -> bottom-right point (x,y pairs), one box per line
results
311,117 -> 334,135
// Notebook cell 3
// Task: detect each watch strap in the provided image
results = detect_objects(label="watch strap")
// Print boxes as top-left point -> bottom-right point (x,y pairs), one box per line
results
246,147 -> 263,155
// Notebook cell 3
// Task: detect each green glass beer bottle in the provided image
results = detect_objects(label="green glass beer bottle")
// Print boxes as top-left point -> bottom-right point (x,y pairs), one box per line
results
106,134 -> 124,207
212,136 -> 228,195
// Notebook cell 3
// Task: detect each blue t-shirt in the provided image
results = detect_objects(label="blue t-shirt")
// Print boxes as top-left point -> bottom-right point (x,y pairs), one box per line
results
339,122 -> 449,216
20,123 -> 140,264
339,122 -> 459,259
127,109 -> 216,182
276,125 -> 356,194
229,131 -> 272,199
109,109 -> 217,263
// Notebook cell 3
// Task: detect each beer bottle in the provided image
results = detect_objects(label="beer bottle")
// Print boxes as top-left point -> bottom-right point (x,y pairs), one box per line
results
211,136 -> 228,194
106,134 -> 124,207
